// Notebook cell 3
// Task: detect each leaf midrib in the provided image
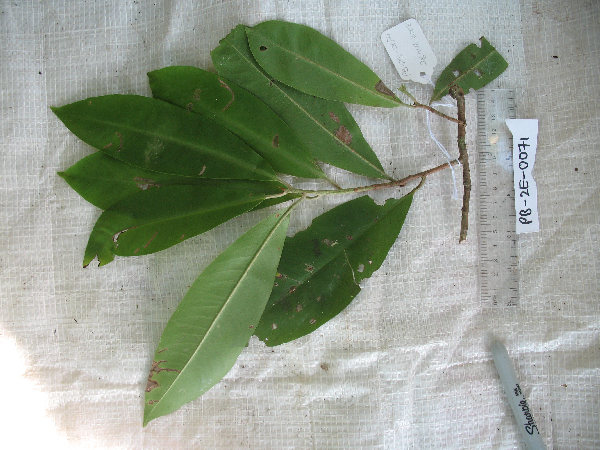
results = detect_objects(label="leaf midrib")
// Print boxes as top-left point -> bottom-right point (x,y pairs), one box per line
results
432,45 -> 502,101
110,195 -> 263,239
252,30 -> 393,103
145,207 -> 290,422
78,112 -> 276,180
267,206 -> 385,308
223,37 -> 389,180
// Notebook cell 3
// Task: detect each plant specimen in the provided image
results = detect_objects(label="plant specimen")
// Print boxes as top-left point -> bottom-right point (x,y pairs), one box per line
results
52,20 -> 508,425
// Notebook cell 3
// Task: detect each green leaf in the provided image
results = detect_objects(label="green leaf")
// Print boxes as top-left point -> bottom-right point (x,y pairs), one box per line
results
430,37 -> 509,103
83,185 -> 266,267
143,204 -> 294,426
148,66 -> 330,181
51,95 -> 277,181
254,193 -> 413,346
246,21 -> 404,108
59,152 -> 292,211
211,25 -> 392,181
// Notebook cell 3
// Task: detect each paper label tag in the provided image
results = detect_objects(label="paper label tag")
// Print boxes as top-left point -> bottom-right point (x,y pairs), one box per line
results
381,19 -> 437,84
506,119 -> 540,234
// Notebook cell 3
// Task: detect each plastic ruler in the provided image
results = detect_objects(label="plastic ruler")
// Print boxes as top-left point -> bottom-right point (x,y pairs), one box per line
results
476,89 -> 519,307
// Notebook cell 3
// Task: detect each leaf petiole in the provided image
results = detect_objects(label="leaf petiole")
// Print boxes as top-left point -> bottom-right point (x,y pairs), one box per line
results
267,160 -> 458,200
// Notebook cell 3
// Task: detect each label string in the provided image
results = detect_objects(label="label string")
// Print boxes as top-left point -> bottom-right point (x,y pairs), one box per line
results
421,74 -> 460,200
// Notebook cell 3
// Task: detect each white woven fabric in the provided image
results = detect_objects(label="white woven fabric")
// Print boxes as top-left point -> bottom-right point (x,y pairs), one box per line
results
1,1 -> 598,448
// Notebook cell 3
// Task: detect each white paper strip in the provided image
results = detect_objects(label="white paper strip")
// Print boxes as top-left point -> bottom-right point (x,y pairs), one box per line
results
381,19 -> 437,84
506,119 -> 540,234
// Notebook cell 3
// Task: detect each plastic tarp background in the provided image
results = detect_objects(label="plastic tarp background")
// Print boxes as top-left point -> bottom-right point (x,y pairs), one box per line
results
0,0 -> 598,448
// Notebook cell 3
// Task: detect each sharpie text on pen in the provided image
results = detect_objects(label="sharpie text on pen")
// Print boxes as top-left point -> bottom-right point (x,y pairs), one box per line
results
513,383 -> 540,435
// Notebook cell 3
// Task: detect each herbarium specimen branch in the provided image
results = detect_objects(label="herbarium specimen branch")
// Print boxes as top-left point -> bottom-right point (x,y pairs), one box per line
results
52,20 -> 508,425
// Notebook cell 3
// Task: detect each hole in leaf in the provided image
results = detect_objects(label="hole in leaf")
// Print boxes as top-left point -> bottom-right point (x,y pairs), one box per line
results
260,45 -> 268,51
473,69 -> 482,77
452,70 -> 460,77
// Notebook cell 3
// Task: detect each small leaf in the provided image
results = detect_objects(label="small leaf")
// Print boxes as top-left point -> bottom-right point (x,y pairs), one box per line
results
143,204 -> 293,425
246,21 -> 404,108
430,37 -> 509,103
148,66 -> 329,181
51,95 -> 277,181
83,185 -> 265,267
211,25 -> 392,180
255,193 -> 413,346
59,152 -> 291,211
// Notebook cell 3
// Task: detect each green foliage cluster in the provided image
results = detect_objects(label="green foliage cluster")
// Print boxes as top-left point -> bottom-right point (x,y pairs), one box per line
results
52,20 -> 508,425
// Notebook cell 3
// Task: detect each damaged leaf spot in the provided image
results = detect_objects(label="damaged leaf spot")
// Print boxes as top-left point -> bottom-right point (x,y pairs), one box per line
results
328,111 -> 340,123
134,177 -> 161,190
146,360 -> 180,392
272,134 -> 279,147
199,165 -> 207,176
310,318 -> 317,325
322,238 -> 338,247
296,304 -> 303,312
146,380 -> 160,393
144,231 -> 158,249
180,234 -> 185,240
186,102 -> 194,111
249,324 -> 254,329
112,227 -> 136,245
346,235 -> 353,240
193,88 -> 202,101
289,286 -> 297,294
335,126 -> 352,145
375,80 -> 396,97
218,79 -> 235,111
103,142 -> 113,149
116,132 -> 123,151
305,264 -> 314,273
271,323 -> 278,330
145,138 -> 164,163
312,238 -> 322,257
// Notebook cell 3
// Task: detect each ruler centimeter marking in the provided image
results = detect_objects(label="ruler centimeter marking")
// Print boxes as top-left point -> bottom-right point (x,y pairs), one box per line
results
476,89 -> 519,307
